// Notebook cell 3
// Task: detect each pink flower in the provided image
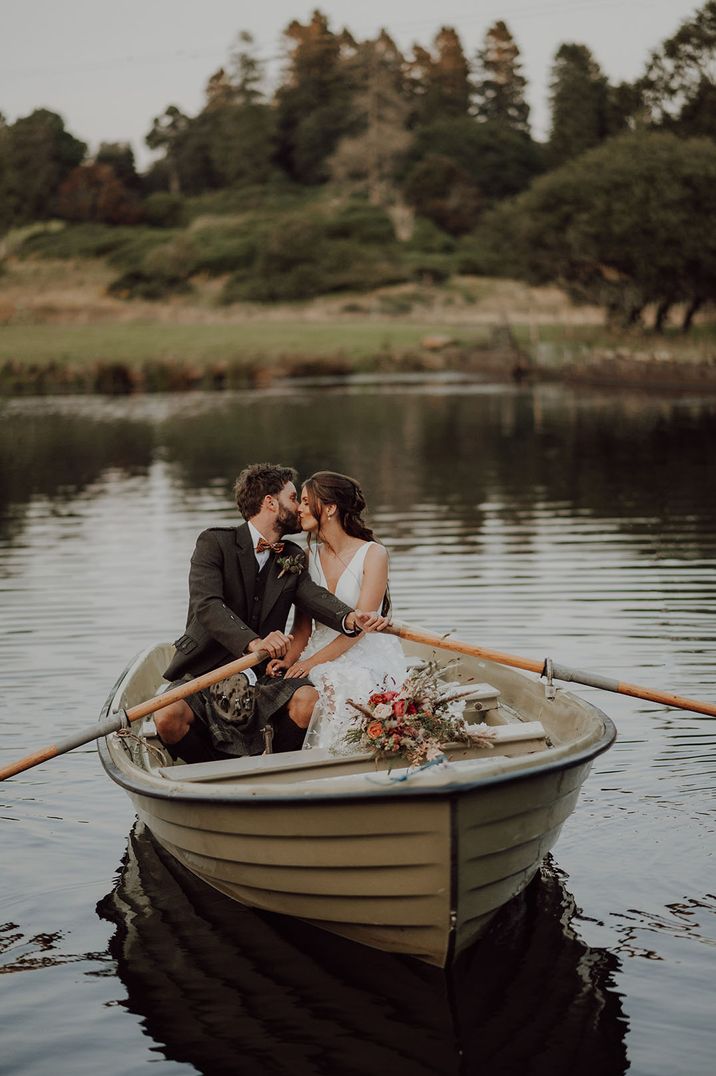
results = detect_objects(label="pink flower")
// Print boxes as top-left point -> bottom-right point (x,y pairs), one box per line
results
369,690 -> 398,707
373,703 -> 393,720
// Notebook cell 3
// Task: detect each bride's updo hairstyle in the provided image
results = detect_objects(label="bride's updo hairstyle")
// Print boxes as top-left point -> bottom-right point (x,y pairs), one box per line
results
303,471 -> 376,543
303,471 -> 390,614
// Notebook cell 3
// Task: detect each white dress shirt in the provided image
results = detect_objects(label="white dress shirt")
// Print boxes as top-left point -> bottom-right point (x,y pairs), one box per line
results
247,520 -> 272,571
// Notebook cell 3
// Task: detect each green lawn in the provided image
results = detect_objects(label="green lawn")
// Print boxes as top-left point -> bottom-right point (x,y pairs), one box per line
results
0,320 -> 490,368
512,321 -> 716,359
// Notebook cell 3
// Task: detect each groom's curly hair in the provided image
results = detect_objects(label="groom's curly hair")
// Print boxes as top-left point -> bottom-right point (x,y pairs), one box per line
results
234,463 -> 298,519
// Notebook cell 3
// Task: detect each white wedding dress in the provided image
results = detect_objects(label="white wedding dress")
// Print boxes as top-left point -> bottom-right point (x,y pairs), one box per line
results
301,542 -> 408,753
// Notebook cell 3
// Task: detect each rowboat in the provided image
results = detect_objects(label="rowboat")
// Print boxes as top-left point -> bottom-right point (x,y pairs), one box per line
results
98,637 -> 616,966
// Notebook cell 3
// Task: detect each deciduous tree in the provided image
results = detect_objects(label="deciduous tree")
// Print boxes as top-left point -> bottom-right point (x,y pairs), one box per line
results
55,162 -> 143,224
406,117 -> 543,203
639,0 -> 716,138
0,114 -> 15,232
96,142 -> 139,189
493,131 -> 716,331
403,153 -> 481,235
6,109 -> 86,222
330,31 -> 412,207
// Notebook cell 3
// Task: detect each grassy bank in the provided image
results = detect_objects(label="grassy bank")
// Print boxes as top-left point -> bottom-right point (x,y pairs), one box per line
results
0,320 -> 510,393
3,318 -> 715,395
1,252 -> 715,393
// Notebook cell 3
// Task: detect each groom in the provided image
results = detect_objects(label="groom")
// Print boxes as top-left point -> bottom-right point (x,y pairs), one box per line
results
156,462 -> 381,763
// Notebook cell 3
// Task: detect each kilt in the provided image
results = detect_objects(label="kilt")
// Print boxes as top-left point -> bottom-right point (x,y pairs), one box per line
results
171,671 -> 313,757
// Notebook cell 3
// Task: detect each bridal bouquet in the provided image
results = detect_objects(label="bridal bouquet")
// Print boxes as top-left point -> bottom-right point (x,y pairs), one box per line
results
345,661 -> 496,766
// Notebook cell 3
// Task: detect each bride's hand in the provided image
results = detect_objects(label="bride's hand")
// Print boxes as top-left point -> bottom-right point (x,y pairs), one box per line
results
266,658 -> 289,678
352,610 -> 392,633
285,658 -> 314,679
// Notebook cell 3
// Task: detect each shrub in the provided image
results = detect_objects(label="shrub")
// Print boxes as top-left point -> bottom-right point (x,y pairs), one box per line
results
143,192 -> 185,228
55,164 -> 144,225
104,229 -> 181,270
405,218 -> 457,253
141,235 -> 199,278
17,222 -> 131,260
403,155 -> 482,236
189,228 -> 262,275
107,270 -> 192,300
220,215 -> 409,304
324,202 -> 395,244
402,251 -> 454,284
15,222 -> 175,267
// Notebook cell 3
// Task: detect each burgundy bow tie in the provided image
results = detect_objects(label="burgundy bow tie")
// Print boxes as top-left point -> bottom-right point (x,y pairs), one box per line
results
256,538 -> 285,554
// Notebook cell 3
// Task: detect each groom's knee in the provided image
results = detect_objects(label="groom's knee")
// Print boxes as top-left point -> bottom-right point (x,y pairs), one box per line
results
287,686 -> 319,729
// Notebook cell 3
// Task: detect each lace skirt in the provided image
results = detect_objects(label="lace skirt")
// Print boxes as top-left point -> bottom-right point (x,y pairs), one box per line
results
302,631 -> 408,753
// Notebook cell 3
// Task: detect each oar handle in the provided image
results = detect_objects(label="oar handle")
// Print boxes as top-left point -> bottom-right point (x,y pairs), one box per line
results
0,648 -> 269,782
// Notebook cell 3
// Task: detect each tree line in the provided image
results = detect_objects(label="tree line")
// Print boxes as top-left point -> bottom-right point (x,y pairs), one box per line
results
2,4 -> 716,329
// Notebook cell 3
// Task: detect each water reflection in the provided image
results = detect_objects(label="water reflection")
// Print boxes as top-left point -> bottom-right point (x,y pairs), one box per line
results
0,403 -> 154,544
3,387 -> 715,556
97,824 -> 628,1076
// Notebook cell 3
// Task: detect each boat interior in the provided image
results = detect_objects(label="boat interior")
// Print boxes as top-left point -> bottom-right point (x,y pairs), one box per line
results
103,639 -> 611,793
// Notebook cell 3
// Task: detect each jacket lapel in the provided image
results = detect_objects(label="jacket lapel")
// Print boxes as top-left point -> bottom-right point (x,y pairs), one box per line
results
236,523 -> 258,607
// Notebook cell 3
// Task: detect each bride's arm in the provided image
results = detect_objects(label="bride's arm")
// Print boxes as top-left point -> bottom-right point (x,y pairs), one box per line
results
285,545 -> 388,677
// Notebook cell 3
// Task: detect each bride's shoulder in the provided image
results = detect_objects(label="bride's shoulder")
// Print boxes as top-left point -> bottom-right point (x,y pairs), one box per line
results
363,541 -> 388,568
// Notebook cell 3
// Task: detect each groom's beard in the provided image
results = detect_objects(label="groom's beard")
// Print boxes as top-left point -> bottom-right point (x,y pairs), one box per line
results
277,505 -> 300,536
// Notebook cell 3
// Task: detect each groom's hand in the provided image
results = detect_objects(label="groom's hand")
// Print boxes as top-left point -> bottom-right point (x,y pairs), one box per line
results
349,610 -> 391,633
248,631 -> 292,659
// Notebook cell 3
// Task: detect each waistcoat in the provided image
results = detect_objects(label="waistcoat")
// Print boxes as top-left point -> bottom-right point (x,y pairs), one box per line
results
248,560 -> 270,632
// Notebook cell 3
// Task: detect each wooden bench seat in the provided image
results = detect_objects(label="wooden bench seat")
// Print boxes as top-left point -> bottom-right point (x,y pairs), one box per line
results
156,720 -> 547,785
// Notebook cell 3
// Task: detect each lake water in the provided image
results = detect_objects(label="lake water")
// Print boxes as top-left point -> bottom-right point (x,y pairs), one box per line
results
1,379 -> 714,1076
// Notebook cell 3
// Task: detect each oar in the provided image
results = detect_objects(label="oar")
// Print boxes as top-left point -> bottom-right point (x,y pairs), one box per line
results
0,649 -> 268,782
386,623 -> 716,719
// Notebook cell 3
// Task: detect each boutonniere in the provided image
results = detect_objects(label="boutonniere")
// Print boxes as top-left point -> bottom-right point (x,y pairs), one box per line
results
276,551 -> 306,578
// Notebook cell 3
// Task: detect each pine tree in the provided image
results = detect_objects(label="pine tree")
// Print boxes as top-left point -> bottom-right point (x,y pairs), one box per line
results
275,9 -> 354,183
145,106 -> 191,193
407,27 -> 471,123
473,21 -> 530,132
548,44 -> 608,166
202,33 -> 276,187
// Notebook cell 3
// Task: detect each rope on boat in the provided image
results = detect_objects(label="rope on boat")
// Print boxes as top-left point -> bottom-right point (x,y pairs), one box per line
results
115,728 -> 168,766
387,754 -> 451,782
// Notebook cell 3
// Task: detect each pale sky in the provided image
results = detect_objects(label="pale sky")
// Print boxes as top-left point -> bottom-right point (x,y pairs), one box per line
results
1,1 -> 702,165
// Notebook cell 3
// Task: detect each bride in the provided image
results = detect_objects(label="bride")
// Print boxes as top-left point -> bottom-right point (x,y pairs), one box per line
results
267,471 -> 407,753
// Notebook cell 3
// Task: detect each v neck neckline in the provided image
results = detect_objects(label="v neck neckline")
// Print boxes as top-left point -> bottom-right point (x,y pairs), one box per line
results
317,542 -> 368,595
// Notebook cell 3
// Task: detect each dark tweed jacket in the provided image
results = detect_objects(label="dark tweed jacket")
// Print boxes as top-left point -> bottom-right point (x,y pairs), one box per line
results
163,523 -> 354,681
